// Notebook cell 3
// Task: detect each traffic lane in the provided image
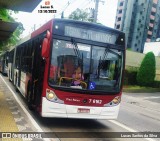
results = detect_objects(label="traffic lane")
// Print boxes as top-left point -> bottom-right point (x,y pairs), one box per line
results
120,93 -> 160,130
118,104 -> 160,132
30,102 -> 149,140
1,75 -> 151,141
33,116 -> 147,141
122,92 -> 160,104
117,93 -> 160,132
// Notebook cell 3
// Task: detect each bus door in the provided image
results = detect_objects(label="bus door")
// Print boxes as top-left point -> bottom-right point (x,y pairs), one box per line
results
18,47 -> 23,88
31,39 -> 45,107
15,47 -> 21,88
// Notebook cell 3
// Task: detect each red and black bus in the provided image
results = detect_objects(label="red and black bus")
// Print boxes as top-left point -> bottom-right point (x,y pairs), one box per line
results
8,19 -> 125,119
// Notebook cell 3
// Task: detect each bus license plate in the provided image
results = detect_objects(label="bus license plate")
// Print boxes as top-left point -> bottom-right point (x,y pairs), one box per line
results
77,108 -> 90,113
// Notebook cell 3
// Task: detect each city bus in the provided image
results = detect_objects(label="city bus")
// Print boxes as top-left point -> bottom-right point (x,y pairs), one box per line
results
8,19 -> 125,119
0,51 -> 9,75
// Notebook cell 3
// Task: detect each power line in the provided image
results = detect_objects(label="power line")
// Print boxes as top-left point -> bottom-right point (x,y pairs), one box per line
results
54,1 -> 71,17
55,0 -> 93,18
60,0 -> 90,18
59,0 -> 77,18
78,0 -> 91,9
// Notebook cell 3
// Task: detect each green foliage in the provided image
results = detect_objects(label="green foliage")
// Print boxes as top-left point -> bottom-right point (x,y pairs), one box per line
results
68,8 -> 93,22
123,85 -> 160,93
136,52 -> 156,86
152,81 -> 160,88
0,9 -> 15,22
0,8 -> 24,51
124,67 -> 139,85
127,48 -> 132,51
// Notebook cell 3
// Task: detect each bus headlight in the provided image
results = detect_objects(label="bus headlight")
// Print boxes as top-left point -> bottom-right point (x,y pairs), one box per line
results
104,96 -> 121,107
47,92 -> 56,100
46,89 -> 64,104
112,97 -> 120,104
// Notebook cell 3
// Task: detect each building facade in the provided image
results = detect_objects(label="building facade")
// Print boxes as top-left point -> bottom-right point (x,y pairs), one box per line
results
115,0 -> 160,52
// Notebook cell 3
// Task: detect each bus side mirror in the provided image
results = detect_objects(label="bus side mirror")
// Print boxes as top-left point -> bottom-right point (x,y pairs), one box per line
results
41,38 -> 49,58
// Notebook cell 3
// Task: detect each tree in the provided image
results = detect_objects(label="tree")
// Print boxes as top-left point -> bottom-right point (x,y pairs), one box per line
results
0,8 -> 24,51
136,52 -> 156,86
68,8 -> 93,22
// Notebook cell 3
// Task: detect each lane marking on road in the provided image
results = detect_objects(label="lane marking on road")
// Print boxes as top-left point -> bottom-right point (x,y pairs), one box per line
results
109,120 -> 156,141
144,96 -> 160,99
0,75 -> 60,141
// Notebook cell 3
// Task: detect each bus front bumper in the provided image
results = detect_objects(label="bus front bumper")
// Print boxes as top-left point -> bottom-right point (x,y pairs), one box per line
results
41,97 -> 120,119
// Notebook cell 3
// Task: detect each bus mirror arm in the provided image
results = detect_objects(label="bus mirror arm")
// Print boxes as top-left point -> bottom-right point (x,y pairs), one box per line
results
41,38 -> 49,59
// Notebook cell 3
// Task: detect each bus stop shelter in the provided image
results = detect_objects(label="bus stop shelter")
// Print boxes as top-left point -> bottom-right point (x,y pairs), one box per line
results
0,0 -> 41,43
0,21 -> 19,42
0,0 -> 41,12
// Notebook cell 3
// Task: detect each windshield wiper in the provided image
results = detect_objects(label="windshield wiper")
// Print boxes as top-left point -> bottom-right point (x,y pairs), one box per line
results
71,38 -> 81,59
71,38 -> 84,80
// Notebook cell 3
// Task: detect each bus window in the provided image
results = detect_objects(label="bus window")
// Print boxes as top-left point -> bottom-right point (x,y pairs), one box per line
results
49,39 -> 123,91
49,39 -> 90,89
91,46 -> 123,90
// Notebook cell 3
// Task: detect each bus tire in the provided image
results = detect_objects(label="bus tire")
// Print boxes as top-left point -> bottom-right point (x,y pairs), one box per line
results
27,83 -> 33,110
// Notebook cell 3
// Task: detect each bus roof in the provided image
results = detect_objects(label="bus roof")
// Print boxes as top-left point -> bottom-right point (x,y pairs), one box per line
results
8,18 -> 125,51
31,18 -> 125,39
53,18 -> 125,35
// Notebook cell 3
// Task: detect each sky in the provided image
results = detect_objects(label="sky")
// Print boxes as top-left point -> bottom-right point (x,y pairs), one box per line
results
13,0 -> 118,37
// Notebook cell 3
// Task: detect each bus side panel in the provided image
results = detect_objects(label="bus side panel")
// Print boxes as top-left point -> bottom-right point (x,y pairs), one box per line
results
8,63 -> 12,81
40,21 -> 53,99
19,71 -> 26,97
14,68 -> 19,86
0,57 -> 2,72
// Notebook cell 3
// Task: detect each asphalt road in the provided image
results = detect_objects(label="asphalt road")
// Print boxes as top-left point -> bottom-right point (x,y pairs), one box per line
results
118,93 -> 160,132
1,74 -> 160,141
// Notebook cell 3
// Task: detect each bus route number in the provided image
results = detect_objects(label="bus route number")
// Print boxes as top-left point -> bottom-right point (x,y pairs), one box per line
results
89,99 -> 102,104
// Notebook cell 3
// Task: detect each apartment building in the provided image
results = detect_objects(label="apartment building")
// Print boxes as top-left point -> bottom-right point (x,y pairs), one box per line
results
115,0 -> 160,52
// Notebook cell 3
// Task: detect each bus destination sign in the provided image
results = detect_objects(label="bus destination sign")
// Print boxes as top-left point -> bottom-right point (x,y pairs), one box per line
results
65,26 -> 118,44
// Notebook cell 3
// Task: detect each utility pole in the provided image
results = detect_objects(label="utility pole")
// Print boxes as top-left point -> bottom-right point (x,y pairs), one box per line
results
93,0 -> 105,23
61,12 -> 64,19
61,1 -> 70,19
93,0 -> 99,23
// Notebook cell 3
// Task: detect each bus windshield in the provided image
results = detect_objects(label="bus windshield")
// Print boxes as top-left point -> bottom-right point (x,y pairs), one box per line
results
49,39 -> 124,93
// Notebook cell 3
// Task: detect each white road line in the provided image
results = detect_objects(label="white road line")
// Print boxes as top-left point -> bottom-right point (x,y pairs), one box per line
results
109,120 -> 156,141
144,96 -> 160,99
0,75 -> 59,141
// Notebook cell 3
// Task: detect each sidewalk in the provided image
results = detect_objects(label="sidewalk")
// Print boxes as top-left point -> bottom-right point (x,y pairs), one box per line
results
0,76 -> 21,140
0,75 -> 44,141
0,91 -> 19,132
